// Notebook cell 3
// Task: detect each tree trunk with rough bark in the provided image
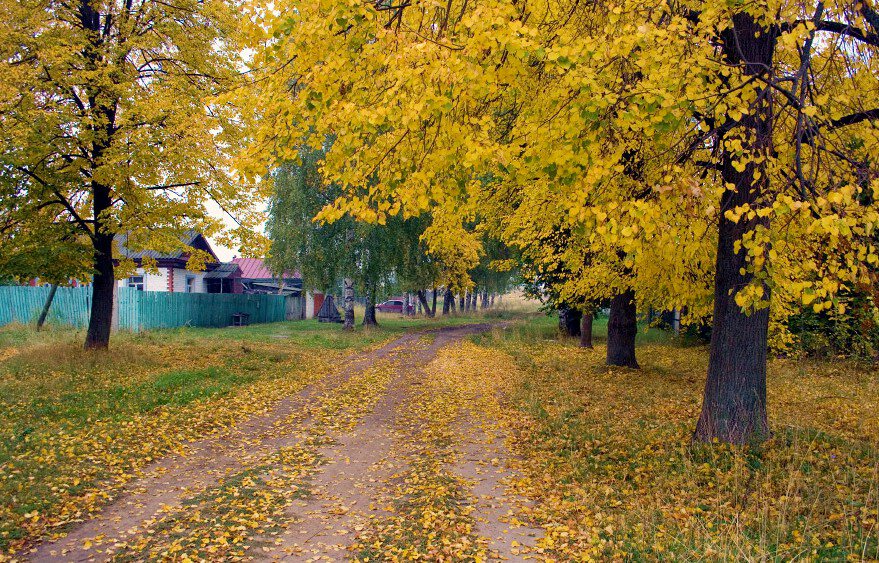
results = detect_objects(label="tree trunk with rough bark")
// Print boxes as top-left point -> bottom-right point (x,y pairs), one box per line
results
558,308 -> 582,337
81,2 -> 119,350
343,278 -> 355,329
431,287 -> 438,318
442,288 -> 454,315
459,293 -> 465,312
580,312 -> 594,348
363,285 -> 378,326
694,13 -> 774,445
607,290 -> 638,368
36,284 -> 59,331
416,290 -> 433,317
84,181 -> 115,350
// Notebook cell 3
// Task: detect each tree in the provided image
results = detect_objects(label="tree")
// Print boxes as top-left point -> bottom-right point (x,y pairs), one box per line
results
0,0 -> 260,349
244,0 -> 879,444
36,284 -> 59,331
394,214 -> 446,313
580,310 -> 594,349
343,277 -> 355,329
268,145 -> 412,328
267,150 -> 351,295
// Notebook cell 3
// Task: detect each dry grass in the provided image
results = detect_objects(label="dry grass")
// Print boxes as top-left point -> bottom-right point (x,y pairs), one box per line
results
480,319 -> 879,561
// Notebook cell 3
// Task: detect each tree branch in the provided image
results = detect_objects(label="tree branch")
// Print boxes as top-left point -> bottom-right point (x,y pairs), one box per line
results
785,19 -> 879,47
142,181 -> 201,190
14,166 -> 96,241
827,108 -> 879,129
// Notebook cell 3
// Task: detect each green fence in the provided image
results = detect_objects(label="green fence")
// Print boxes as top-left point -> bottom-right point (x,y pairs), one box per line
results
0,286 -> 299,331
0,286 -> 92,328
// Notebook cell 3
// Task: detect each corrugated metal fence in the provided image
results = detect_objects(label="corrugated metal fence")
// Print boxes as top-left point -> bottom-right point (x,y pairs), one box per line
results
0,286 -> 92,328
0,286 -> 301,331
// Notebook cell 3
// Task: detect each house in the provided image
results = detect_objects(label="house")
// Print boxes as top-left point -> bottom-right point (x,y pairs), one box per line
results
116,231 -> 242,294
231,257 -> 326,318
231,257 -> 301,295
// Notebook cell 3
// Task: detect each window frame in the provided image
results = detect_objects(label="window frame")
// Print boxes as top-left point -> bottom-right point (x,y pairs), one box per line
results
127,275 -> 145,291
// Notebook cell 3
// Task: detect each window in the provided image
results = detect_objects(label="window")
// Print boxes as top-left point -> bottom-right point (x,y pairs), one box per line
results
185,276 -> 195,293
127,276 -> 144,291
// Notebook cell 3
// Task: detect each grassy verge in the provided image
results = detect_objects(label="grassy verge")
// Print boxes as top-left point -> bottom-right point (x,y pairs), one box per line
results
478,316 -> 879,560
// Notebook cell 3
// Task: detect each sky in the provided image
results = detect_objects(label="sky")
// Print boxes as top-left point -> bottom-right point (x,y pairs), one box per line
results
209,239 -> 238,262
204,197 -> 268,263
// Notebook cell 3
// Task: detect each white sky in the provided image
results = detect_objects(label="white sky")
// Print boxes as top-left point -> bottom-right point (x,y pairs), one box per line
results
204,197 -> 269,263
209,239 -> 238,262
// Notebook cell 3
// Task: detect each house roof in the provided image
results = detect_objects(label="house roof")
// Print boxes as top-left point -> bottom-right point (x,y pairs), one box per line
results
116,231 -> 219,263
231,257 -> 300,280
204,262 -> 241,279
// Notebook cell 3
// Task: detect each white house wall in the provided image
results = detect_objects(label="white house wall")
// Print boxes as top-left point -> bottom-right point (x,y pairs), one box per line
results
174,268 -> 207,293
172,268 -> 187,293
116,266 -> 208,293
147,268 -> 168,291
173,268 -> 206,293
116,267 -> 168,291
191,272 -> 206,293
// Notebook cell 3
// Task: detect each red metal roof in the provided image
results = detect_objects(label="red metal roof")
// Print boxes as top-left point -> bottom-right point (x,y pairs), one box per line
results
231,257 -> 299,280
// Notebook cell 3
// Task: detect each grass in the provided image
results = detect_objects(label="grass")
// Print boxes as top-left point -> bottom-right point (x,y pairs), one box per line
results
10,297 -> 873,560
478,315 -> 879,560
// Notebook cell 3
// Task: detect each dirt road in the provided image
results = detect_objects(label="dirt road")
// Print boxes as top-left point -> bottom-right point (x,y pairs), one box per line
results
25,324 -> 544,562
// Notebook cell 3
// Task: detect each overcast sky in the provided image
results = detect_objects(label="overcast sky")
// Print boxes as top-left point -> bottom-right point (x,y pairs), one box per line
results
204,196 -> 268,263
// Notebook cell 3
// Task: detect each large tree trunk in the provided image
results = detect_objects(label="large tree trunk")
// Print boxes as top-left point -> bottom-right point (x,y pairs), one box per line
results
459,293 -> 465,312
343,278 -> 355,329
431,287 -> 438,318
694,13 -> 775,445
362,285 -> 378,326
36,283 -> 59,330
442,288 -> 453,315
580,312 -> 594,348
607,290 -> 638,368
81,4 -> 119,349
85,232 -> 115,349
84,181 -> 115,350
558,308 -> 582,338
416,289 -> 433,317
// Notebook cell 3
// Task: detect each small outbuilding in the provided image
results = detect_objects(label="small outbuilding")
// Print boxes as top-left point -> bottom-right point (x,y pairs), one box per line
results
317,295 -> 342,323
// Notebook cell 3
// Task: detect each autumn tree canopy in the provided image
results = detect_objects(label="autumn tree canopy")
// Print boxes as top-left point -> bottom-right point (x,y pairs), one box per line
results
241,0 -> 879,443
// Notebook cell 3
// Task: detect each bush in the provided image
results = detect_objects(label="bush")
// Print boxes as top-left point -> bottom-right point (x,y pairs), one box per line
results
789,290 -> 879,359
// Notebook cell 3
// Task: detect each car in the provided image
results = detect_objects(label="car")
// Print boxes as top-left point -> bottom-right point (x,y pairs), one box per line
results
375,298 -> 415,314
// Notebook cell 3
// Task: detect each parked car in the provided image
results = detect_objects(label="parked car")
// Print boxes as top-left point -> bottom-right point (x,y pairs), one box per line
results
375,298 -> 414,314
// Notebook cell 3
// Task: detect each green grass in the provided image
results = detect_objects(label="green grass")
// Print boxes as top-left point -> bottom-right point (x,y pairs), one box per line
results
14,366 -> 256,429
474,312 -> 675,347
